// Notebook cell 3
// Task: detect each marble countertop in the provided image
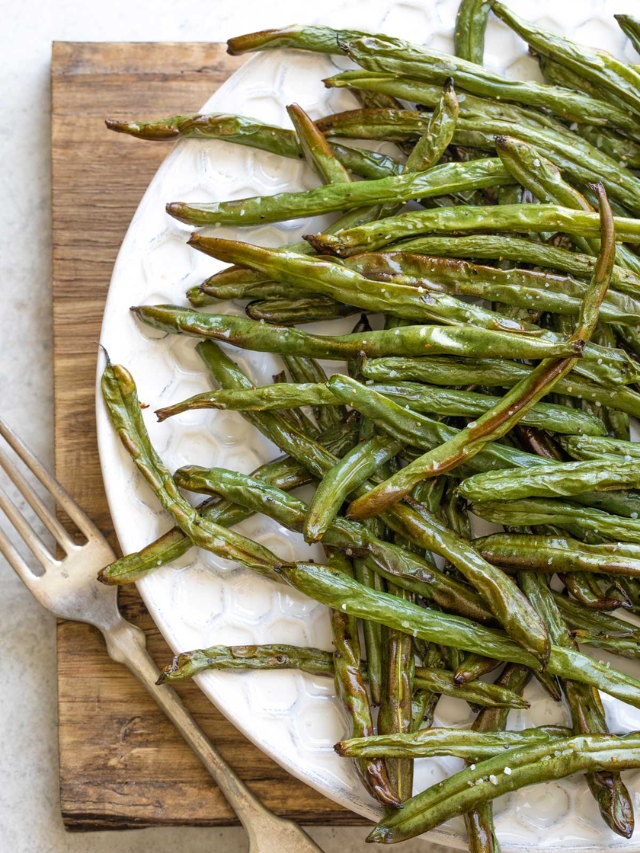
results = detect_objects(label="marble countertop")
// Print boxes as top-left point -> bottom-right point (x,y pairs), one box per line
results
0,0 -> 445,850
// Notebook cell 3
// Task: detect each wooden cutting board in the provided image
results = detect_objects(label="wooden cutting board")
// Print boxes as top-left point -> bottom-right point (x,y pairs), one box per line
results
52,40 -> 368,831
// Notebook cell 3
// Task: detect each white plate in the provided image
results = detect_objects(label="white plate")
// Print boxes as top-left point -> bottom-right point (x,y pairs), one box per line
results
97,1 -> 640,848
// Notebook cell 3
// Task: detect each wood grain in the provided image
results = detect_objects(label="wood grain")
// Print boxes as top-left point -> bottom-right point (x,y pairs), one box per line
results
52,41 -> 367,831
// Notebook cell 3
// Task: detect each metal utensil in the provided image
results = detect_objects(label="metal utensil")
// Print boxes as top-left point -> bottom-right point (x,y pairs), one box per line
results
0,417 -> 325,853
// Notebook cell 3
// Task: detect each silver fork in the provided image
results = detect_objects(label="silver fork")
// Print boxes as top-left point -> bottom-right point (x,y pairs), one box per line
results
0,417 -> 325,853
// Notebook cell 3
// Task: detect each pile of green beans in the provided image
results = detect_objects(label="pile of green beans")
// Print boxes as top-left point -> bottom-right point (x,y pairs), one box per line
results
102,5 -> 640,846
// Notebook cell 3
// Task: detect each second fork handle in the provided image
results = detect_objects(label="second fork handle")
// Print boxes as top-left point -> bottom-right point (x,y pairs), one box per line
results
102,615 -> 324,853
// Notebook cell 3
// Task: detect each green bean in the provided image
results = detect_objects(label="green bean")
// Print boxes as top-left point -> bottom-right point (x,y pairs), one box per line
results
191,280 -> 301,305
412,668 -> 528,708
537,53 -> 609,103
616,14 -> 640,56
438,643 -> 465,674
99,353 -> 362,586
159,643 -> 335,683
323,69 -> 583,133
411,689 -> 438,732
131,305 -> 583,361
190,235 -> 556,333
490,1 -> 640,116
371,383 -> 603,437
304,434 -> 404,543
335,725 -> 570,759
287,102 -> 350,184
342,34 -> 640,137
471,498 -> 640,544
561,573 -> 631,612
315,108 -> 640,213
343,250 -> 640,325
369,733 -> 640,843
575,124 -> 640,170
173,465 -> 493,623
325,548 -> 401,808
306,203 -> 640,257
381,234 -> 640,295
166,157 -> 513,227
459,460 -> 640,503
226,24 -> 367,54
100,358 -> 284,579
97,424 -> 358,586
591,324 -> 631,442
360,355 -> 640,419
161,636 -> 527,714
246,296 -> 359,324
454,0 -> 491,64
573,632 -> 640,663
494,136 -> 640,308
454,653 -> 501,685
475,533 -> 640,577
381,502 -> 551,668
274,106 -> 380,356
106,111 -> 401,181
404,78 -> 458,171
281,355 -> 344,433
155,382 -> 336,421
350,83 -> 406,112
518,570 -> 634,837
354,550 -> 385,708
186,343 -> 538,653
560,434 -> 640,462
554,592 -> 640,640
364,539 -> 491,621
412,477 -> 445,515
464,664 -> 531,853
378,582 -> 415,800
344,252 -> 640,328
495,135 -> 597,253
346,186 -> 615,519
155,379 -> 606,438
439,477 -> 472,582
615,577 -> 640,616
190,196 -> 399,308
572,604 -> 640,648
190,344 -> 458,585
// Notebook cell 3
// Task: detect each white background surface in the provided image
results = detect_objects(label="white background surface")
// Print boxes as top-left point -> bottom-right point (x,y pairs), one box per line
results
1,0 -> 638,851
0,2 -> 452,850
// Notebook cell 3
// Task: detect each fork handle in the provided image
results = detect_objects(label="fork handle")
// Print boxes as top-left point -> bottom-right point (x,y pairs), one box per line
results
102,616 -> 324,853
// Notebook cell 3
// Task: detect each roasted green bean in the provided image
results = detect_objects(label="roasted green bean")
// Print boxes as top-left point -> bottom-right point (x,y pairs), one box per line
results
167,157 -> 512,227
335,725 -> 571,759
132,305 -> 583,361
475,533 -> 640,577
107,111 -> 401,181
368,733 -> 640,843
459,460 -> 640,503
616,14 -> 640,56
454,0 -> 491,64
491,1 -> 640,116
306,203 -> 640,256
